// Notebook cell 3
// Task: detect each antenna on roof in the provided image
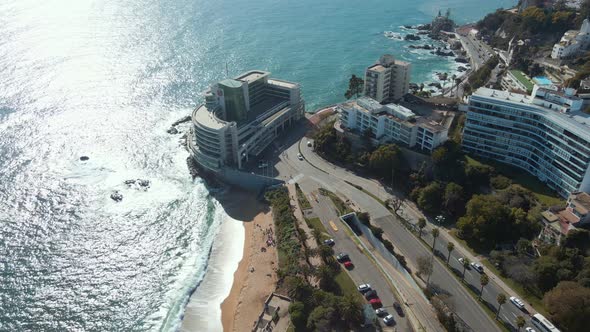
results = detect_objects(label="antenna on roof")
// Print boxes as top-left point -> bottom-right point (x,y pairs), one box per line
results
225,62 -> 229,77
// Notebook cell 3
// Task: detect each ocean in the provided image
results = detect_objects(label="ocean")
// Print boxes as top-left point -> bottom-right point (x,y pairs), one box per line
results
0,0 -> 516,331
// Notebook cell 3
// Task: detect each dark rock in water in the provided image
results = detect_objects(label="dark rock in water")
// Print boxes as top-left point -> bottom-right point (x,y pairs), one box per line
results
409,83 -> 419,90
416,24 -> 431,30
124,179 -> 136,185
171,115 -> 191,127
80,156 -> 89,161
404,25 -> 413,29
409,44 -> 434,50
428,82 -> 442,89
458,66 -> 467,72
167,127 -> 179,134
404,34 -> 421,41
186,156 -> 199,179
432,49 -> 455,57
111,191 -> 123,202
137,179 -> 150,187
417,31 -> 429,35
455,57 -> 469,63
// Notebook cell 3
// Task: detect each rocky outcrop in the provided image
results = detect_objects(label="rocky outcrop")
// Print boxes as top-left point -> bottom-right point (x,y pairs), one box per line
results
111,191 -> 123,202
409,44 -> 434,50
404,34 -> 421,41
79,156 -> 89,161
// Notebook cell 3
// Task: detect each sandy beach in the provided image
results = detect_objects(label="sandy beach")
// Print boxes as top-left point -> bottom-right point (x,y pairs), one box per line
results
221,196 -> 277,332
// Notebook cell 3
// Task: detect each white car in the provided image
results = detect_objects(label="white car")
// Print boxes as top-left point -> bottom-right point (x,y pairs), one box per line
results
510,296 -> 525,310
458,257 -> 465,265
375,308 -> 388,317
297,153 -> 303,161
525,328 -> 536,332
470,262 -> 484,273
307,141 -> 312,147
383,314 -> 395,325
357,283 -> 371,293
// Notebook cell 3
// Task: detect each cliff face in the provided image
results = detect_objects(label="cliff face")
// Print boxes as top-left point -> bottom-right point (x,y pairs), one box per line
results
430,13 -> 455,39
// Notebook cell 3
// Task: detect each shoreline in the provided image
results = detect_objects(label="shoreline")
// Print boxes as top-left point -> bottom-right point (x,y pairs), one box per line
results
220,197 -> 277,332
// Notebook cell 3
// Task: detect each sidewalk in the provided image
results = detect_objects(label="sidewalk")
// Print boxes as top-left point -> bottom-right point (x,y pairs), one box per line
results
286,183 -> 322,268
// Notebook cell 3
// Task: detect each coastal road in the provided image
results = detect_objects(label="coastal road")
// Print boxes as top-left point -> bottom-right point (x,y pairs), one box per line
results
292,132 -> 536,331
270,128 -> 501,332
301,184 -> 411,331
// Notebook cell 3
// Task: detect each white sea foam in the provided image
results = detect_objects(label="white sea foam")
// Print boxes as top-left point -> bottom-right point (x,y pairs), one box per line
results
178,213 -> 245,332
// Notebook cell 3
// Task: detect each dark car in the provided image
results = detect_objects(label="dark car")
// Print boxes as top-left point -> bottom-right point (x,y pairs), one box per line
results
343,261 -> 354,269
364,289 -> 378,300
336,253 -> 349,262
393,302 -> 404,316
323,238 -> 335,246
369,298 -> 382,308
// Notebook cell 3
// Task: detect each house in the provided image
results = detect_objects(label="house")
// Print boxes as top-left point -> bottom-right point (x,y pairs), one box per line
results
539,191 -> 590,245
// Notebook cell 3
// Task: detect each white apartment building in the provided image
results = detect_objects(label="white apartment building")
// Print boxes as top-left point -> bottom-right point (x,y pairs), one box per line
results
551,18 -> 590,59
338,97 -> 449,152
364,54 -> 411,103
462,87 -> 590,198
190,70 -> 304,172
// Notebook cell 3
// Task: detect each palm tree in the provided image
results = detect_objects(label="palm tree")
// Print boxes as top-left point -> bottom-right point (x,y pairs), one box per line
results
516,315 -> 526,331
496,293 -> 506,320
419,83 -> 425,92
446,242 -> 455,265
418,218 -> 426,238
479,274 -> 489,300
338,294 -> 363,326
462,257 -> 470,281
431,228 -> 440,252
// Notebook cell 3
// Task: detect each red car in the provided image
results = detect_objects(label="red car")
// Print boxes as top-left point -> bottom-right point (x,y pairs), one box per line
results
369,298 -> 382,308
344,261 -> 354,269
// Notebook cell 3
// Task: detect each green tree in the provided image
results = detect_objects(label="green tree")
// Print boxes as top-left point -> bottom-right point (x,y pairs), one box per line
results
337,294 -> 364,327
344,74 -> 364,99
446,242 -> 455,265
456,194 -> 512,249
496,293 -> 506,320
521,7 -> 547,31
316,265 -> 336,292
543,281 -> 590,332
368,144 -> 403,179
418,218 -> 427,238
462,257 -> 471,281
479,274 -> 489,300
289,301 -> 307,328
516,315 -> 526,331
534,255 -> 560,292
443,182 -> 465,216
432,228 -> 440,252
417,182 -> 444,213
307,305 -> 336,331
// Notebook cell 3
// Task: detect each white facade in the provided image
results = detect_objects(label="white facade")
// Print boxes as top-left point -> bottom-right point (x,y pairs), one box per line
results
190,70 -> 304,172
338,97 -> 448,152
551,19 -> 590,59
462,87 -> 590,198
364,54 -> 411,103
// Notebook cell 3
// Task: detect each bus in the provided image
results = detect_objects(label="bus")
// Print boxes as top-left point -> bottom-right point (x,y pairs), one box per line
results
531,314 -> 560,332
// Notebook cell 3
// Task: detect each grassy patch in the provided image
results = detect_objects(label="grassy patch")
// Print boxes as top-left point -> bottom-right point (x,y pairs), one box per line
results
319,188 -> 353,215
305,217 -> 327,234
344,180 -> 387,206
464,155 -> 564,207
334,269 -> 363,301
295,183 -> 312,210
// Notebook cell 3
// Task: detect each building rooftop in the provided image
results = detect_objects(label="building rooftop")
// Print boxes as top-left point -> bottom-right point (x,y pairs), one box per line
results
219,79 -> 243,88
236,70 -> 269,83
509,70 -> 535,92
268,78 -> 298,89
193,104 -> 228,130
472,87 -> 590,139
571,191 -> 590,215
368,64 -> 387,72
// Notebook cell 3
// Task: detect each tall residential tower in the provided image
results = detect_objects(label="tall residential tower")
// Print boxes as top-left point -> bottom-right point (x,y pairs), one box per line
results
364,54 -> 411,104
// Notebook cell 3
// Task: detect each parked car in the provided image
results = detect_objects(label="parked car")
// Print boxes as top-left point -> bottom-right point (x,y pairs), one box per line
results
336,253 -> 349,262
525,328 -> 536,332
383,314 -> 395,325
364,290 -> 378,300
369,298 -> 382,308
510,296 -> 525,310
323,238 -> 335,246
458,257 -> 466,265
470,262 -> 484,273
307,141 -> 312,147
297,153 -> 303,161
344,261 -> 354,269
357,284 -> 371,293
393,301 -> 404,316
375,308 -> 388,317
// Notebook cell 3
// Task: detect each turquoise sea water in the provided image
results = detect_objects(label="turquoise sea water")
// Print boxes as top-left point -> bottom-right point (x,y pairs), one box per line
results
0,0 -> 515,331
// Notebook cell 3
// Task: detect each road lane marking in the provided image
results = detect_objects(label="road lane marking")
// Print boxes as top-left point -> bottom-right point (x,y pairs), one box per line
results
329,220 -> 338,231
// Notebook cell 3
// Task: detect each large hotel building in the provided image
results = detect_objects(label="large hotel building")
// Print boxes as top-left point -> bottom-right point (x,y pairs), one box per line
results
462,86 -> 590,198
189,70 -> 304,172
364,54 -> 411,104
